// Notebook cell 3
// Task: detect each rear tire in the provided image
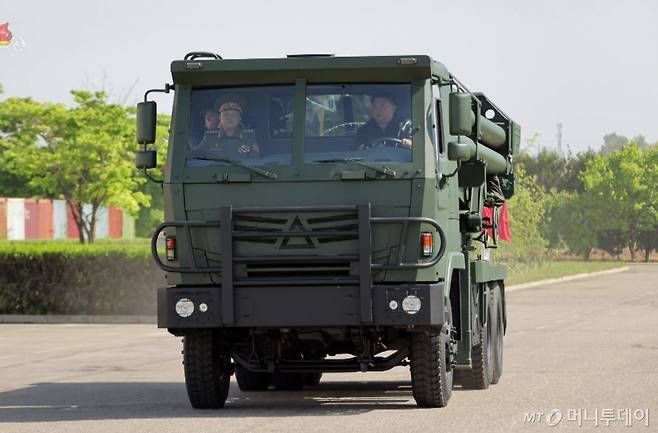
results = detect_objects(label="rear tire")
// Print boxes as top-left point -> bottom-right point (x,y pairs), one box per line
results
460,285 -> 494,390
410,300 -> 454,408
235,366 -> 272,391
183,330 -> 231,409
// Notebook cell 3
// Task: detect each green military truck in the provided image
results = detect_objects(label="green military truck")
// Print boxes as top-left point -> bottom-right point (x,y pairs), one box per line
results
136,52 -> 520,409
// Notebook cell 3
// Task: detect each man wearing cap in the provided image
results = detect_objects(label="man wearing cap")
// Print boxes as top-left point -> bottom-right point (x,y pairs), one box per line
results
193,95 -> 260,159
355,93 -> 412,150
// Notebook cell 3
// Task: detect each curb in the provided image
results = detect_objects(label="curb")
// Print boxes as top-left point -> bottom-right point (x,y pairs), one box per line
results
506,266 -> 630,292
0,314 -> 156,324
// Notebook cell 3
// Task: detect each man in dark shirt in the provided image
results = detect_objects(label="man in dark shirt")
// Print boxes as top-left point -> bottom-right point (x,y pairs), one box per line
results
355,93 -> 412,150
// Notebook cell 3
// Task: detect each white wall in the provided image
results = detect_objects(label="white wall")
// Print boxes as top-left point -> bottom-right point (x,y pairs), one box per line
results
7,199 -> 25,240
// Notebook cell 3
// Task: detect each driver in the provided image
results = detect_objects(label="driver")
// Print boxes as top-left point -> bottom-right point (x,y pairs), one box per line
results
354,93 -> 412,150
193,95 -> 260,159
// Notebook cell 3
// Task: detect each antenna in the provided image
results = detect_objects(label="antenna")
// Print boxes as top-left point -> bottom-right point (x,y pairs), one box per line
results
557,122 -> 563,155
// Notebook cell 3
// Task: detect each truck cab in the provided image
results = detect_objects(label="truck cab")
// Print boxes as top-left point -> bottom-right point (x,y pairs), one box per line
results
136,53 -> 519,408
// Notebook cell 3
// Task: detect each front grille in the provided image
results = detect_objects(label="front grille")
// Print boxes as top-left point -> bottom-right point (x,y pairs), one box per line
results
244,261 -> 353,279
234,211 -> 359,247
230,211 -> 360,282
233,214 -> 289,245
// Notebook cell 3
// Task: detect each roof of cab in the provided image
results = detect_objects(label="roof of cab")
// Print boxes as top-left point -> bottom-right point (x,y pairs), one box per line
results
170,54 -> 451,85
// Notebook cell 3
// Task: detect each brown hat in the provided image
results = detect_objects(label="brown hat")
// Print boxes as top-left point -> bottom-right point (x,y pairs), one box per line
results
216,94 -> 246,113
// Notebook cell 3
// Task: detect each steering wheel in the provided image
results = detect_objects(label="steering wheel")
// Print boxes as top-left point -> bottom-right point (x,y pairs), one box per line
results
321,122 -> 364,137
364,137 -> 405,149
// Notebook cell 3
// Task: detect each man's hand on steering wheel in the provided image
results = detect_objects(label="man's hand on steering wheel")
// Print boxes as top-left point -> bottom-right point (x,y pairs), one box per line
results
360,137 -> 411,150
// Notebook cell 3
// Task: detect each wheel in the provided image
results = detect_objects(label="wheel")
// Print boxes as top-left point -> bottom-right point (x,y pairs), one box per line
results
235,366 -> 272,391
183,330 -> 231,409
460,284 -> 494,389
410,300 -> 454,408
272,372 -> 305,390
490,282 -> 504,385
304,372 -> 323,386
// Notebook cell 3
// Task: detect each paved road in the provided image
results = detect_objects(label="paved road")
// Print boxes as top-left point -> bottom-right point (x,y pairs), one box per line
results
1,265 -> 657,432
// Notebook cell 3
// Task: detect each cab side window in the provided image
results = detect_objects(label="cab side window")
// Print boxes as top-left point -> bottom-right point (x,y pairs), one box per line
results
432,84 -> 444,157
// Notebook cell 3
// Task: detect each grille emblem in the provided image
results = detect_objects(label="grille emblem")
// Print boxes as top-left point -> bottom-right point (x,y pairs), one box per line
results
276,216 -> 318,249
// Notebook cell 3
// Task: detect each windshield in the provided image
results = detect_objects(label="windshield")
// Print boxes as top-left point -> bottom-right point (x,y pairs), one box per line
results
304,84 -> 413,163
187,85 -> 294,167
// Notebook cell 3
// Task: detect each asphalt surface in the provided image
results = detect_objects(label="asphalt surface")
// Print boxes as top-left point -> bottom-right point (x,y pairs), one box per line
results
1,265 -> 656,432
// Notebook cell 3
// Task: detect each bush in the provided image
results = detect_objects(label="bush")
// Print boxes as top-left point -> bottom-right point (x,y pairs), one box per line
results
0,240 -> 163,315
497,165 -> 548,263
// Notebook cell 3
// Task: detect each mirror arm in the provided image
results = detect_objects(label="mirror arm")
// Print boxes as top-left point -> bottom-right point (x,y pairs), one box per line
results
143,167 -> 163,185
140,142 -> 163,185
144,83 -> 173,102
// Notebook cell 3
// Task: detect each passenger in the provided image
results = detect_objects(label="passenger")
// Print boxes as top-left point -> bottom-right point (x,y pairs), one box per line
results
193,95 -> 260,159
204,108 -> 219,131
189,108 -> 219,151
355,93 -> 412,150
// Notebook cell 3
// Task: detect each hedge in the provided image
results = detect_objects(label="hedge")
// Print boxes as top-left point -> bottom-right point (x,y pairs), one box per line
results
0,240 -> 163,315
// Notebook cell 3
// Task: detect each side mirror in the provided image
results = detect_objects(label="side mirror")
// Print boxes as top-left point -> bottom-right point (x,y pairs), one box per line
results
447,141 -> 471,162
136,150 -> 157,169
447,137 -> 477,162
449,93 -> 475,136
136,101 -> 157,144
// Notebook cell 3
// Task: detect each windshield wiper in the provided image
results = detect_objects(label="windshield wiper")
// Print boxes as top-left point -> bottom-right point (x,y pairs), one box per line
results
192,156 -> 277,180
313,158 -> 396,177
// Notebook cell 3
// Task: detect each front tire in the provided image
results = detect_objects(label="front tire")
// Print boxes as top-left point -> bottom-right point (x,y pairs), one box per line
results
183,330 -> 231,409
410,300 -> 454,408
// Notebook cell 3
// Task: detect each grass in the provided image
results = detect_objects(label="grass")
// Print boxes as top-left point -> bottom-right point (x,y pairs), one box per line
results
506,260 -> 627,286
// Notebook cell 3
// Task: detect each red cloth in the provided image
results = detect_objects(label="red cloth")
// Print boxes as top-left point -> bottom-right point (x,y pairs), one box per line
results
498,202 -> 512,242
482,206 -> 494,238
482,203 -> 512,243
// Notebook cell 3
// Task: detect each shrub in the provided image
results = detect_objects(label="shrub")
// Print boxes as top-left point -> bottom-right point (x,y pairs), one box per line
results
0,240 -> 162,315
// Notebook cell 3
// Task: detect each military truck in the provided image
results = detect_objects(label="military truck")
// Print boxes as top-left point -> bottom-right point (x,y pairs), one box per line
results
136,52 -> 519,409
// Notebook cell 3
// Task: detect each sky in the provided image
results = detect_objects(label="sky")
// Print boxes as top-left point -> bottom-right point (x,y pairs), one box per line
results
1,0 -> 657,153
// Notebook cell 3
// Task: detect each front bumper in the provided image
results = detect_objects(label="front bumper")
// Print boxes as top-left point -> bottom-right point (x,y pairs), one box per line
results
158,282 -> 446,329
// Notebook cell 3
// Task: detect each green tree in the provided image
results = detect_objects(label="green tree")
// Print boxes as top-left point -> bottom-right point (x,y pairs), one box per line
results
582,143 -> 658,261
601,132 -> 629,154
516,149 -> 596,193
559,192 -> 600,260
562,149 -> 597,193
0,91 -> 149,243
516,149 -> 567,192
0,84 -> 37,197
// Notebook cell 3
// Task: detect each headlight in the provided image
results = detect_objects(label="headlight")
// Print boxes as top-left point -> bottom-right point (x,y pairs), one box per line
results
402,295 -> 422,315
175,298 -> 194,318
388,300 -> 399,310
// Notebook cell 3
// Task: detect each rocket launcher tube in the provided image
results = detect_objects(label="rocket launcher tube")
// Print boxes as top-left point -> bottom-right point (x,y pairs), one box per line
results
479,116 -> 506,148
448,93 -> 506,148
468,112 -> 507,148
448,137 -> 510,175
